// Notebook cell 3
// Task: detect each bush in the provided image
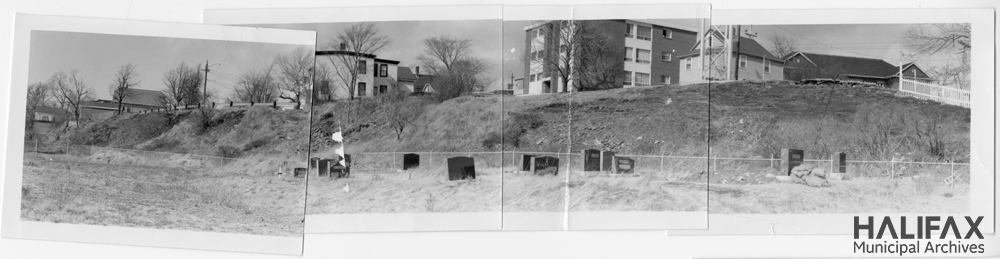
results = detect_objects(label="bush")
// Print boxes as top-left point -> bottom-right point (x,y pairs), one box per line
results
482,112 -> 544,149
242,138 -> 270,151
217,145 -> 242,158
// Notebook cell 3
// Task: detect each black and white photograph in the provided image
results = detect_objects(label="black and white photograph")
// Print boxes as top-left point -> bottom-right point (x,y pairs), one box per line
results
674,8 -> 995,235
1,14 -> 315,255
229,8 -> 505,232
557,17 -> 711,230
704,23 -> 972,214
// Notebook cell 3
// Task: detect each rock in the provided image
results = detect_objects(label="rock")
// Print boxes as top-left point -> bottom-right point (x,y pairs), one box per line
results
811,168 -> 827,179
802,175 -> 830,187
765,173 -> 775,178
790,164 -> 813,178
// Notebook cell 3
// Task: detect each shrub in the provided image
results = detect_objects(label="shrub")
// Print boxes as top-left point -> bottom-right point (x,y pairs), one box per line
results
242,138 -> 270,151
217,145 -> 242,158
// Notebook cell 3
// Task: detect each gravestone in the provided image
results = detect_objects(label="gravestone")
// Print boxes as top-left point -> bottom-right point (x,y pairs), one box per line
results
403,153 -> 420,170
309,157 -> 319,169
530,156 -> 560,176
293,167 -> 308,178
330,160 -> 349,178
613,156 -> 635,174
780,148 -> 805,176
447,156 -> 476,181
519,154 -> 536,171
338,155 -> 352,177
582,149 -> 601,172
601,151 -> 616,171
835,152 -> 847,173
317,159 -> 332,177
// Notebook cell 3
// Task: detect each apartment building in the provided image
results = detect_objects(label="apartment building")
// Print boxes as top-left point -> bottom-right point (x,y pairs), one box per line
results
520,19 -> 698,95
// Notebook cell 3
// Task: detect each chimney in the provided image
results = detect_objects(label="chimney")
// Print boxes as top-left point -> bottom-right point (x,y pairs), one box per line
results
415,66 -> 420,76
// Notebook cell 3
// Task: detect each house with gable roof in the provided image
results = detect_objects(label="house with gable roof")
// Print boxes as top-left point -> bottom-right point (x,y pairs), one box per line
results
677,28 -> 785,84
783,52 -> 934,87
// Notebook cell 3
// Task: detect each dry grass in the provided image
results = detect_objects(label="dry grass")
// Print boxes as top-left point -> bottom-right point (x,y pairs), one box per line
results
305,168 -> 501,214
20,152 -> 304,236
709,177 -> 969,214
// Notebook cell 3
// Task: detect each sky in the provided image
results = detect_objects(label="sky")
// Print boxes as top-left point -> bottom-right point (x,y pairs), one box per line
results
502,19 -> 705,84
255,20 -> 504,90
27,31 -> 310,103
720,24 -> 966,72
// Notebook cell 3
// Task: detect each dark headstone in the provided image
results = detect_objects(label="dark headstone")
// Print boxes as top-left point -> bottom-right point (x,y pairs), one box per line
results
530,156 -> 559,176
582,149 -> 601,172
601,151 -> 616,171
780,148 -> 805,176
613,156 -> 635,174
403,153 -> 420,170
309,157 -> 319,169
318,159 -> 332,177
835,152 -> 847,174
520,154 -> 536,171
293,167 -> 308,178
447,156 -> 476,181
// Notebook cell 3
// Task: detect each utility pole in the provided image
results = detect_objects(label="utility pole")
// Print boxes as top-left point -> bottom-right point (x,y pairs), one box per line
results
202,60 -> 210,106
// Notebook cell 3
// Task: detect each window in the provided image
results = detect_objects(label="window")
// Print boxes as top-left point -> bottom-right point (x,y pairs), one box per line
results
379,64 -> 388,77
661,51 -> 672,62
635,73 -> 651,86
379,85 -> 388,94
764,59 -> 771,74
636,49 -> 651,64
661,75 -> 672,84
625,24 -> 634,38
623,70 -> 633,86
685,57 -> 692,70
357,82 -> 367,96
663,29 -> 673,39
739,55 -> 747,68
530,74 -> 536,82
358,60 -> 367,74
624,47 -> 633,62
636,25 -> 652,41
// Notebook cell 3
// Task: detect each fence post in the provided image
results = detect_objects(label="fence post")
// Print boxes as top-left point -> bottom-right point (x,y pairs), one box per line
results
890,159 -> 895,179
660,150 -> 665,175
230,101 -> 234,107
770,153 -> 774,169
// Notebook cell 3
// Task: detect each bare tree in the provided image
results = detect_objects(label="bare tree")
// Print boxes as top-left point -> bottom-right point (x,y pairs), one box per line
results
525,20 -> 620,92
230,65 -> 279,103
52,70 -> 94,124
161,62 -> 203,107
419,36 -> 494,101
417,36 -> 473,73
275,47 -> 314,109
769,35 -> 799,59
326,23 -> 391,100
312,62 -> 333,102
429,57 -> 494,101
109,63 -> 141,115
27,82 -> 51,111
905,24 -> 971,89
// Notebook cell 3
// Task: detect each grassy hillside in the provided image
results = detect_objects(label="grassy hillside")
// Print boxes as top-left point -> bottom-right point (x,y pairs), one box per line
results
310,85 -> 710,156
62,107 -> 310,160
708,80 -> 970,164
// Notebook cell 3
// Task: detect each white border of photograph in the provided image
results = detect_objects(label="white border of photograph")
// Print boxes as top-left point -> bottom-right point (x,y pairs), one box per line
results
206,5 -> 506,233
566,4 -> 711,231
1,14 -> 315,255
673,8 -> 995,236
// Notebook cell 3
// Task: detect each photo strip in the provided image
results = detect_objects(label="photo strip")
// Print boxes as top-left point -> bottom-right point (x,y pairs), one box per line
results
563,4 -> 711,230
207,6 -> 506,233
678,8 -> 995,235
1,14 -> 316,255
